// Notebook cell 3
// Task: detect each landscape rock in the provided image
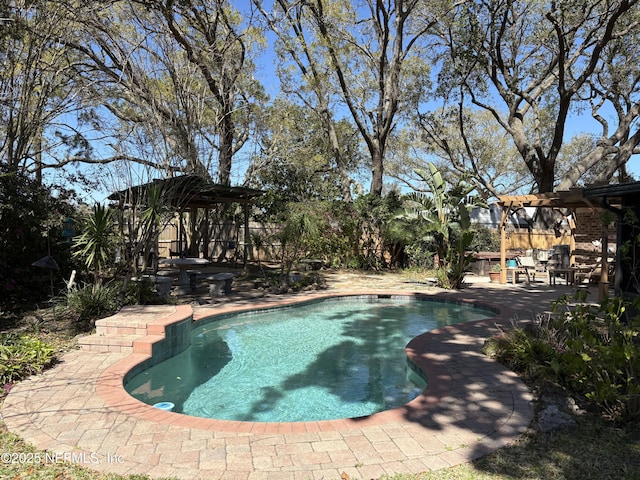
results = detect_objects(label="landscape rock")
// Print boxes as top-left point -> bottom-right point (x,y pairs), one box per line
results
536,404 -> 577,432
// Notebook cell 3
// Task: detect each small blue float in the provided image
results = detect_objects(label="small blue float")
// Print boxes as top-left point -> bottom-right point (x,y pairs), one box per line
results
153,401 -> 175,412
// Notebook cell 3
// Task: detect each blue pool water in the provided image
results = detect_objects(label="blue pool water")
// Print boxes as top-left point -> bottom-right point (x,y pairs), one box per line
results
125,296 -> 494,422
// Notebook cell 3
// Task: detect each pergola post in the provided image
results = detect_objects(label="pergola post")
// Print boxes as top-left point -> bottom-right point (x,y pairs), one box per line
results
599,226 -> 609,301
569,211 -> 577,267
243,203 -> 250,272
203,208 -> 210,259
500,206 -> 508,284
178,209 -> 185,257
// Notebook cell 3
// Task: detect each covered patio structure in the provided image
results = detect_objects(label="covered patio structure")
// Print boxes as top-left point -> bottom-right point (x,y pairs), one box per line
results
497,188 -> 620,300
108,175 -> 265,271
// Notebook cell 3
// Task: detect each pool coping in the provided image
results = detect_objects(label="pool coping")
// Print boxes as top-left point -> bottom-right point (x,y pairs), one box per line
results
102,291 -> 504,434
3,289 -> 536,479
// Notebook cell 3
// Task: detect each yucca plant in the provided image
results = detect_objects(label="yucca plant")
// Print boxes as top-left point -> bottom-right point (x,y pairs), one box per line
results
73,204 -> 116,285
136,183 -> 172,273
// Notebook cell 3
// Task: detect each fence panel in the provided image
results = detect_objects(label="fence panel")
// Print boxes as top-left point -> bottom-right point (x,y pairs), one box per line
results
504,230 -> 572,251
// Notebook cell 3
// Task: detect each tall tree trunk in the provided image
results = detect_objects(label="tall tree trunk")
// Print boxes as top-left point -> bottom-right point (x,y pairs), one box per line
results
322,109 -> 352,202
370,141 -> 384,196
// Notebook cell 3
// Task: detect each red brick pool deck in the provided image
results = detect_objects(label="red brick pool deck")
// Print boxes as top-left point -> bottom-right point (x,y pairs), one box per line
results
3,277 -> 577,479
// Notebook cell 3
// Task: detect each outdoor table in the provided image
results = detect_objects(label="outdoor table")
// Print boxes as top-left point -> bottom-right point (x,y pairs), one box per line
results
158,258 -> 210,287
472,251 -> 518,276
548,267 -> 575,286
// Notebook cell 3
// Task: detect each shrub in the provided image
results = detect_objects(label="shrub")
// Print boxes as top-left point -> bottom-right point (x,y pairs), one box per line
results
404,241 -> 436,270
63,282 -> 120,328
62,278 -> 173,330
0,166 -> 77,309
0,333 -> 56,386
123,277 -> 160,305
485,291 -> 640,422
469,225 -> 501,251
256,272 -> 327,294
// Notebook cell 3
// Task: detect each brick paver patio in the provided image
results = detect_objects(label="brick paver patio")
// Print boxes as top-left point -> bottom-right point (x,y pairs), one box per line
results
3,274 -> 577,479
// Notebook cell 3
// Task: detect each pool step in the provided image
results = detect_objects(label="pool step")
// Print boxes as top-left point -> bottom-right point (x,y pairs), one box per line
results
78,334 -> 139,353
77,305 -> 188,354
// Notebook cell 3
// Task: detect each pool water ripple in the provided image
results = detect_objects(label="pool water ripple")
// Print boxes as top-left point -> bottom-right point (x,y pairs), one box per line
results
125,297 -> 493,422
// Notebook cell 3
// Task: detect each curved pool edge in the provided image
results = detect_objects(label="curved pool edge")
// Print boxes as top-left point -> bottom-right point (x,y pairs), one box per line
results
98,290 -> 516,433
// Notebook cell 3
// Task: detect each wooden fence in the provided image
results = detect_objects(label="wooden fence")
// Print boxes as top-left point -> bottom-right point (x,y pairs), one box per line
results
503,230 -> 573,251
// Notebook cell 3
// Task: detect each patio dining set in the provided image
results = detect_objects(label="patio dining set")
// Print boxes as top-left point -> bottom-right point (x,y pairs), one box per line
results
147,257 -> 237,298
504,248 -> 613,287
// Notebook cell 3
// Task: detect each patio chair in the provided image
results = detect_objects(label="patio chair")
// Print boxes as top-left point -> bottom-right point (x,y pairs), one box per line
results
505,256 -> 532,284
517,255 -> 539,282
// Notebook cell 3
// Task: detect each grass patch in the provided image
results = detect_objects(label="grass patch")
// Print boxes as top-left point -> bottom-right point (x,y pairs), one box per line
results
383,418 -> 640,480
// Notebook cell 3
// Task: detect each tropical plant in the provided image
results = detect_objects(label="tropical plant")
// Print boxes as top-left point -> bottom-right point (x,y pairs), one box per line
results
401,162 -> 486,288
136,184 -> 172,271
73,203 -> 116,285
485,290 -> 640,422
277,202 -> 324,276
351,193 -> 404,269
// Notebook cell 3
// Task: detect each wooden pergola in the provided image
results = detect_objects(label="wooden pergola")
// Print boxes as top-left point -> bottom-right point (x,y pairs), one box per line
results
108,175 -> 265,269
497,189 -> 620,299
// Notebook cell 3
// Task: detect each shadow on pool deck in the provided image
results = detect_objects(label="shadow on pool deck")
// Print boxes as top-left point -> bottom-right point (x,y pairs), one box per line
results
2,271 -> 594,479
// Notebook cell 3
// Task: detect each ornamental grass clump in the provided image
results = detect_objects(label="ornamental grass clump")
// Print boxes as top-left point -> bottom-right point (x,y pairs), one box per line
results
63,282 -> 120,328
485,290 -> 640,422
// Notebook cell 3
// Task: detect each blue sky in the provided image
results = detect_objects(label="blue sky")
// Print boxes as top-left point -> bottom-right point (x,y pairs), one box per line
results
56,3 -> 640,203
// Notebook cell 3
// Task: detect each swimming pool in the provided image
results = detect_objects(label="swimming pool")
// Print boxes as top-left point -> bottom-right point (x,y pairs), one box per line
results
125,296 -> 495,422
